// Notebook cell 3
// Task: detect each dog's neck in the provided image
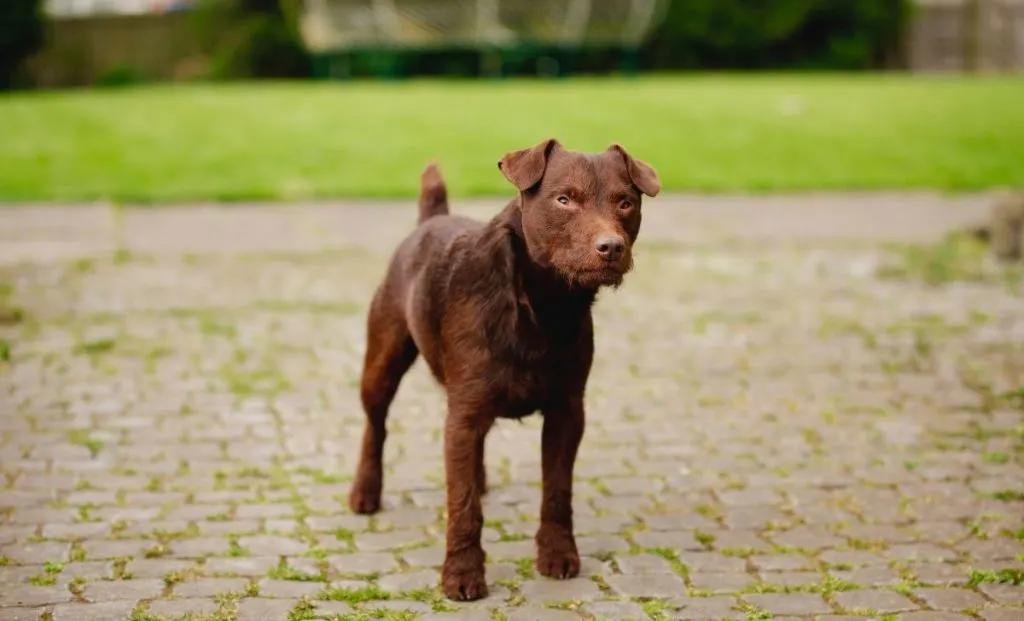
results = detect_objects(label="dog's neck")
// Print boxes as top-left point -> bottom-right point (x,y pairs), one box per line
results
493,201 -> 597,323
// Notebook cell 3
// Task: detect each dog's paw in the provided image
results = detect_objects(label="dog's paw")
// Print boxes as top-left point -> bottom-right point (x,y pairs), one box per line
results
442,554 -> 488,601
536,545 -> 580,580
536,527 -> 580,580
347,478 -> 382,515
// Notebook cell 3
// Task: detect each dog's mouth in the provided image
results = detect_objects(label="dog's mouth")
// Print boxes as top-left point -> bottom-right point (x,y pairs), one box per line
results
571,265 -> 627,288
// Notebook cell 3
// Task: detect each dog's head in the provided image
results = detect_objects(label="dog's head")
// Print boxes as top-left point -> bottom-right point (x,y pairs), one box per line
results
498,138 -> 660,289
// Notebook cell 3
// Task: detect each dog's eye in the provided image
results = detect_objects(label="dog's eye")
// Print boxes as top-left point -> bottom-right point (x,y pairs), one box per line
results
619,200 -> 633,211
556,196 -> 570,205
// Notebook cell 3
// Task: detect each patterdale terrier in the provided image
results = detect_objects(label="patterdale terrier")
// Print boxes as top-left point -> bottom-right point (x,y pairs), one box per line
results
348,139 -> 660,601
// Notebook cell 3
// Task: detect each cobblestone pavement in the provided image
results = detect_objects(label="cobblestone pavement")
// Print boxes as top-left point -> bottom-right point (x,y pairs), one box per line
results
1,194 -> 1022,621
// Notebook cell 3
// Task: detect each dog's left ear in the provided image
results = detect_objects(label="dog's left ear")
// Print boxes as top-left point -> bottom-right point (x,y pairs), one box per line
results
498,138 -> 561,192
608,144 -> 661,197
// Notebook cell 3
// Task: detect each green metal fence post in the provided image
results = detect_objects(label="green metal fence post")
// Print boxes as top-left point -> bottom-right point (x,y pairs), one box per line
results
621,46 -> 639,76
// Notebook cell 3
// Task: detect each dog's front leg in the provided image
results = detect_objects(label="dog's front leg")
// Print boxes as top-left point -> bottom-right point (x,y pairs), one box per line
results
536,395 -> 584,579
441,398 -> 493,601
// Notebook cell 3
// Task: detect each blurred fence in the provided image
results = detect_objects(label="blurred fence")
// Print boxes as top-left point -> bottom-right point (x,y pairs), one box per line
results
26,12 -> 201,87
907,0 -> 1024,72
23,0 -> 1024,87
302,0 -> 669,78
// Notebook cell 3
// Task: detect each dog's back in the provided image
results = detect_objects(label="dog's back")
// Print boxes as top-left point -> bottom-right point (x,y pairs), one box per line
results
396,164 -> 483,278
368,164 -> 483,383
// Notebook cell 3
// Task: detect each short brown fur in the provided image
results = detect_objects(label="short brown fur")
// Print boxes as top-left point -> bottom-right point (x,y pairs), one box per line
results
348,139 -> 660,601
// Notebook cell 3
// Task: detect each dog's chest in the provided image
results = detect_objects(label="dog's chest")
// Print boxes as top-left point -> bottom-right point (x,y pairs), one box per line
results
498,361 -> 558,419
496,327 -> 581,419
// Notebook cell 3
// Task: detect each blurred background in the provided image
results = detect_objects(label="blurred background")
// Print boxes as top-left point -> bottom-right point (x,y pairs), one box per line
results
4,0 -> 1022,90
2,1 -> 1023,203
1,5 -> 1024,617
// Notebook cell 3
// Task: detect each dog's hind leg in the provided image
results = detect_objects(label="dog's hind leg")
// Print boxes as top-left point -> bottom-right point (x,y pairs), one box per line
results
475,433 -> 487,495
349,296 -> 419,515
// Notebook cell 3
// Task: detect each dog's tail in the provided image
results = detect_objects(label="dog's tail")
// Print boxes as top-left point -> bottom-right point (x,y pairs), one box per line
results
418,162 -> 449,224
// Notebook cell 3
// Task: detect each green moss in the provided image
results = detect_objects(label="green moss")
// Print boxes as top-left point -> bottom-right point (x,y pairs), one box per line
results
73,338 -> 117,356
268,563 -> 323,582
644,548 -> 690,578
228,540 -> 249,558
982,451 -> 1010,464
44,561 -> 64,574
513,557 -> 534,579
967,568 -> 1023,586
288,598 -> 317,621
30,573 -> 57,586
991,490 -> 1024,502
66,429 -> 105,458
318,583 -> 391,602
693,530 -> 716,547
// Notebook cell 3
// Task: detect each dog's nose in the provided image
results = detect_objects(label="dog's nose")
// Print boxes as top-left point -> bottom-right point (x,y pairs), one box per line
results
595,235 -> 625,261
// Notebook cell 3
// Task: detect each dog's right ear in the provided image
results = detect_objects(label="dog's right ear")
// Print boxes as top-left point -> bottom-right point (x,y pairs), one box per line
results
497,138 -> 560,192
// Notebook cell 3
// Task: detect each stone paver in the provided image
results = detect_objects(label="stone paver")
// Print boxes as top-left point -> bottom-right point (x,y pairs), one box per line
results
420,612 -> 492,621
742,593 -> 832,615
363,600 -> 433,613
172,577 -> 249,598
582,601 -> 650,620
520,578 -> 602,603
257,578 -> 322,599
51,601 -> 137,621
833,590 -> 918,613
985,585 -> 1024,605
669,596 -> 743,620
897,613 -> 974,621
0,588 -> 70,608
605,574 -> 686,598
236,598 -> 298,621
505,608 -> 582,620
146,599 -> 218,617
83,580 -> 163,603
314,601 -> 354,617
1,195 -> 1022,619
912,587 -> 988,610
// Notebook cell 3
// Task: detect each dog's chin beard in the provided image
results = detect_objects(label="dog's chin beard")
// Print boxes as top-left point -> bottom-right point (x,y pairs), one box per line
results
560,266 -> 626,290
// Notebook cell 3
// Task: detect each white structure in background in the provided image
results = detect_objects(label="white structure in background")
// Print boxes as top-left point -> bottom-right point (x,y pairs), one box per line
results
45,0 -> 190,16
300,0 -> 670,52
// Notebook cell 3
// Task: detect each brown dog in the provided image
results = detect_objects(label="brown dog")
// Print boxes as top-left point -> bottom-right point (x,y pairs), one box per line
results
348,138 -> 660,601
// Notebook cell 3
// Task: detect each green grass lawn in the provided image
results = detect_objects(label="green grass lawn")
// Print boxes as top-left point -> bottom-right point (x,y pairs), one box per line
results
1,73 -> 1023,203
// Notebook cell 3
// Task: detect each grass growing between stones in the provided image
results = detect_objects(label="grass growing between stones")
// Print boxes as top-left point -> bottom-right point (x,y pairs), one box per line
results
741,575 -> 858,597
268,563 -> 323,582
318,610 -> 417,621
514,557 -> 535,580
735,601 -> 773,620
877,231 -> 1024,290
319,583 -> 392,603
641,599 -> 674,621
644,548 -> 690,579
288,598 -> 317,621
0,282 -> 25,342
66,429 -> 105,458
967,568 -> 1024,586
72,337 -> 118,356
